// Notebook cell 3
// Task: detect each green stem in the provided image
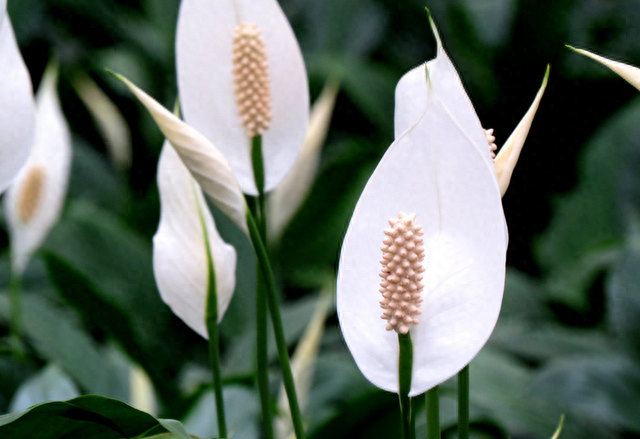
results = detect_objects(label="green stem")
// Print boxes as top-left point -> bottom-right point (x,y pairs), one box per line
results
9,271 -> 22,340
246,213 -> 306,439
398,332 -> 413,439
426,386 -> 440,439
409,397 -> 416,439
458,365 -> 469,439
250,135 -> 275,439
201,199 -> 227,438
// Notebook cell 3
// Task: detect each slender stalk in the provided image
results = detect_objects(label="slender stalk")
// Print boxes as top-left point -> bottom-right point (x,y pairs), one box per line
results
409,397 -> 416,439
200,195 -> 227,438
458,365 -> 470,439
251,135 -> 275,439
426,386 -> 440,439
398,332 -> 413,439
9,271 -> 22,340
246,213 -> 306,439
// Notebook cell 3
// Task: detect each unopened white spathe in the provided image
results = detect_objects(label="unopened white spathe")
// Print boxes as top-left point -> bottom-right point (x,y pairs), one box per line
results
177,0 -> 309,195
337,17 -> 508,396
116,74 -> 249,235
0,4 -> 35,194
5,64 -> 72,275
154,143 -> 237,338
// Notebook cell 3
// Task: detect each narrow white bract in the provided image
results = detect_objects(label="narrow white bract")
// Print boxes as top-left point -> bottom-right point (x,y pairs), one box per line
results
569,46 -> 640,91
232,23 -> 273,138
0,8 -> 35,194
5,64 -> 72,275
379,212 -> 425,334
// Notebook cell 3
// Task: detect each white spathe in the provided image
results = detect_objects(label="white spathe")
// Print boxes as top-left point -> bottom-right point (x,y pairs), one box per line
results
116,74 -> 249,235
569,46 -> 640,91
494,66 -> 549,196
154,142 -> 237,338
269,80 -> 339,240
0,7 -> 35,194
5,64 -> 72,275
176,0 -> 309,195
337,17 -> 508,396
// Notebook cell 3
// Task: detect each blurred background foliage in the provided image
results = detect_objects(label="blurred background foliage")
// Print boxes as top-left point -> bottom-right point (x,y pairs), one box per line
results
1,0 -> 640,438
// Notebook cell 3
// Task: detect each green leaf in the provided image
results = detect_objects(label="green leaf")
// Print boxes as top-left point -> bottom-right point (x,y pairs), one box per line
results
41,201 -> 184,404
158,419 -> 195,439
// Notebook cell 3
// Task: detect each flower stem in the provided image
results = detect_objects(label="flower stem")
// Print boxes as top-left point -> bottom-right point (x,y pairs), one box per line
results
398,332 -> 413,439
426,386 -> 440,439
200,191 -> 227,439
251,135 -> 275,439
9,271 -> 22,341
246,212 -> 306,439
458,365 -> 470,439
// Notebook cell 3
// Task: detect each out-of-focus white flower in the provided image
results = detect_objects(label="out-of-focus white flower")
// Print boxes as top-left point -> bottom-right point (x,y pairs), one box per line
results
114,73 -> 249,235
268,80 -> 339,240
275,289 -> 333,439
568,45 -> 640,91
153,142 -> 237,338
72,72 -> 132,171
5,63 -> 72,275
494,66 -> 549,196
0,3 -> 35,194
337,15 -> 507,396
176,0 -> 309,195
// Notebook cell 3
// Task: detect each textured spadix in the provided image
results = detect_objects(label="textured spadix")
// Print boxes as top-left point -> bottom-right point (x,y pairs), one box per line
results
337,19 -> 507,396
154,142 -> 237,338
115,74 -> 248,235
0,7 -> 35,194
5,64 -> 72,275
177,0 -> 309,195
568,46 -> 640,91
494,66 -> 549,196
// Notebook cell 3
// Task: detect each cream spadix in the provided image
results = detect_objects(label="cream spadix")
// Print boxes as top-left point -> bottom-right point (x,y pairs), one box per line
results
177,0 -> 309,195
5,63 -> 72,275
114,73 -> 248,235
154,142 -> 237,338
337,16 -> 507,396
0,5 -> 35,194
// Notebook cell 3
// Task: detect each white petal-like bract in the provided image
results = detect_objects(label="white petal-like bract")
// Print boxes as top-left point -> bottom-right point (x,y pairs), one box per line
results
177,0 -> 309,195
337,17 -> 507,396
154,142 -> 237,338
569,46 -> 640,91
5,64 -> 72,275
269,80 -> 339,240
494,66 -> 549,196
0,10 -> 35,194
115,74 -> 249,234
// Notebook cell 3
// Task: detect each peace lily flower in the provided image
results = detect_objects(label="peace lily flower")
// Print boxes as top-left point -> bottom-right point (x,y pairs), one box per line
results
568,45 -> 640,91
0,0 -> 35,194
5,63 -> 72,275
153,141 -> 237,338
176,0 -> 309,195
337,16 -> 508,395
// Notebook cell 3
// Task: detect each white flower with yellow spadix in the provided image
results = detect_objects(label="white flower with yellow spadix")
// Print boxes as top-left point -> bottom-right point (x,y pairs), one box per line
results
112,73 -> 249,236
154,141 -> 237,338
395,21 -> 549,199
5,63 -> 72,275
0,0 -> 35,194
568,45 -> 640,92
176,0 -> 309,195
337,15 -> 508,395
